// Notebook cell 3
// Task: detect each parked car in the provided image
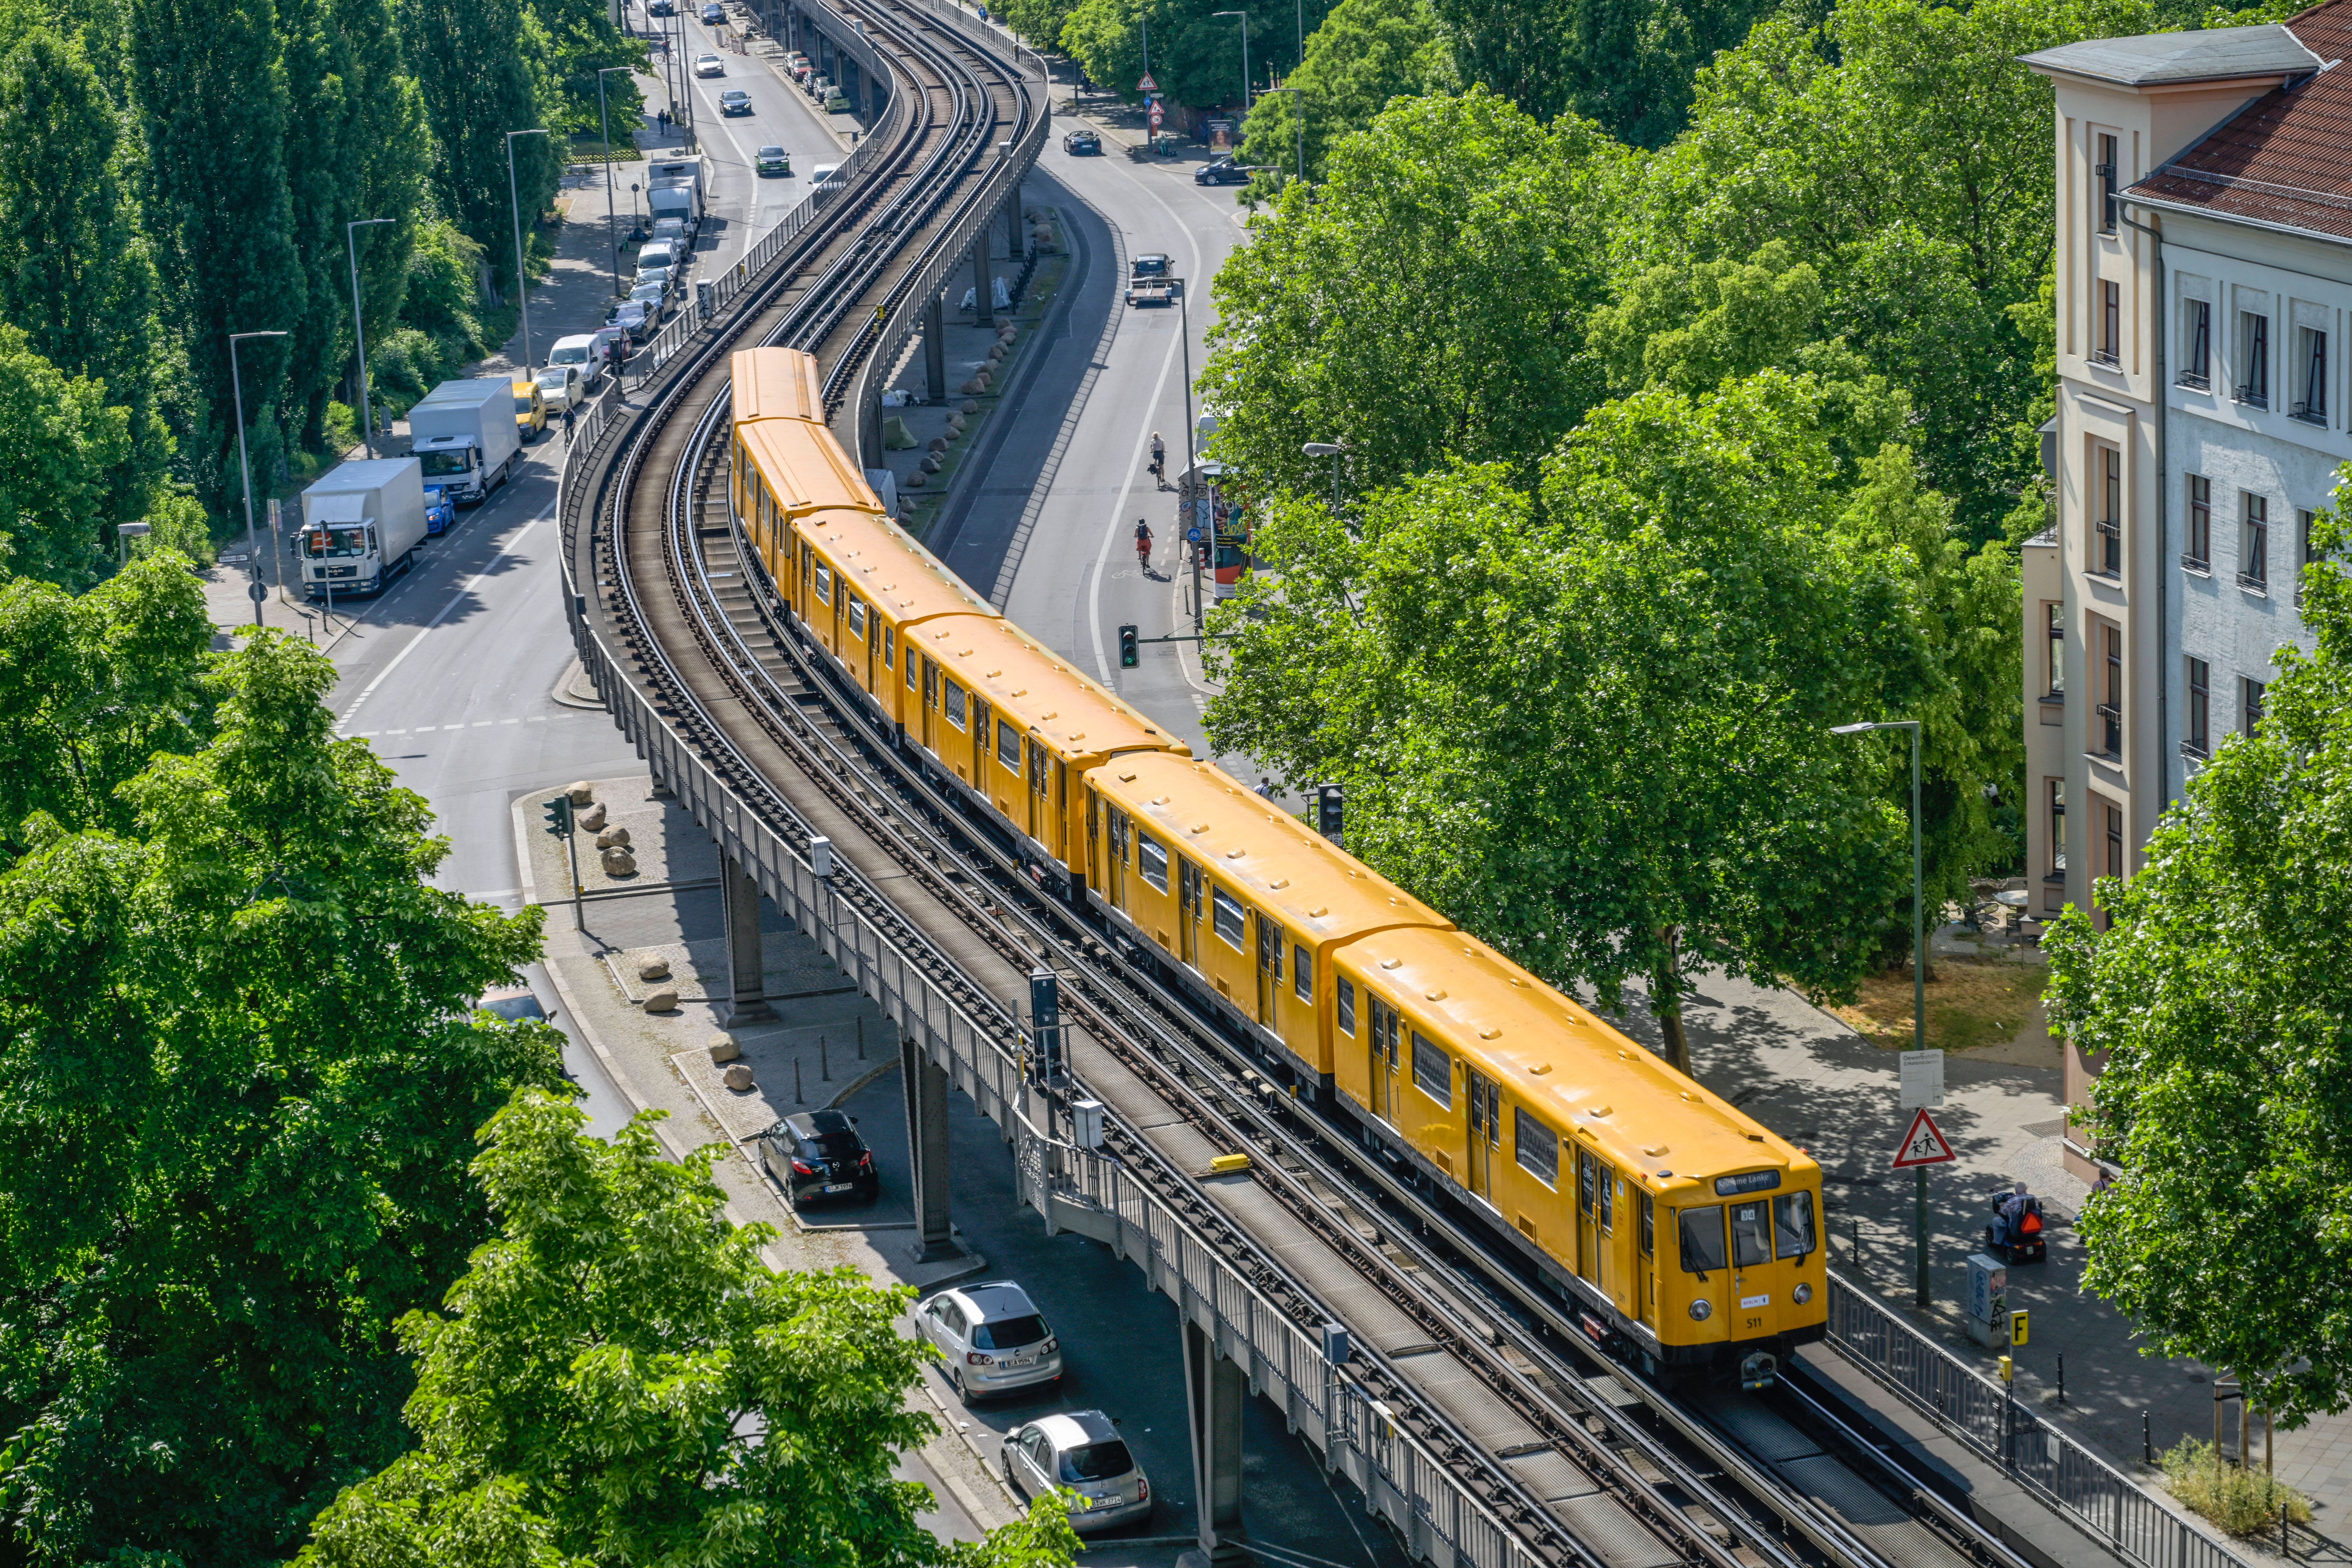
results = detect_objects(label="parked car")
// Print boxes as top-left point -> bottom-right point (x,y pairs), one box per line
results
587,324 -> 631,372
1000,1413 -> 1150,1534
694,52 -> 724,75
1063,127 -> 1100,155
823,89 -> 851,112
651,216 -> 692,250
534,363 -> 584,412
637,261 -> 681,298
719,87 -> 751,114
628,279 -> 670,320
512,377 -> 546,440
637,236 -> 682,271
915,1280 -> 1063,1399
608,299 -> 653,336
544,333 -> 603,390
757,1111 -> 878,1206
757,144 -> 791,175
1195,157 -> 1252,185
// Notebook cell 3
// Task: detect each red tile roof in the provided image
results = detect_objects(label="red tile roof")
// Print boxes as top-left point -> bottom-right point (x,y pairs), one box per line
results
2128,2 -> 2352,241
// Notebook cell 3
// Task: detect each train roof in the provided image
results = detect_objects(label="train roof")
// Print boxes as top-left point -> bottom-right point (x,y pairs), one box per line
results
805,508 -> 995,625
918,614 -> 1188,766
731,346 -> 826,425
1337,926 -> 1815,1198
1094,753 -> 1450,947
738,415 -> 880,515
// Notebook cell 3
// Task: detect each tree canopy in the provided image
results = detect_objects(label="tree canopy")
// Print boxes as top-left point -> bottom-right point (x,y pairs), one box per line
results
1236,0 -> 1452,185
2047,498 -> 2352,1424
299,1090 -> 1084,1568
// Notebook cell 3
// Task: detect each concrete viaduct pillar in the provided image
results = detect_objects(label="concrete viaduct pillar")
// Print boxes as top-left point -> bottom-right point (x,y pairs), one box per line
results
717,853 -> 774,1027
924,293 -> 947,403
1181,1319 -> 1248,1568
900,1034 -> 956,1261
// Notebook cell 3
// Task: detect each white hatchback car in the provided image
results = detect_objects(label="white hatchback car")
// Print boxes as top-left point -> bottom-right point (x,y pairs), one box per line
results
915,1279 -> 1062,1399
534,363 -> 584,412
1001,1410 -> 1151,1534
695,51 -> 724,75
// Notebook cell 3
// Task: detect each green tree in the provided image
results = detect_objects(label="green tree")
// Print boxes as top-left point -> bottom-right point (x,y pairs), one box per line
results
1430,0 -> 1775,147
298,1090 -> 1087,1568
402,0 -> 559,293
129,0 -> 307,521
1058,0 -> 1332,113
0,320 -> 137,588
1236,0 -> 1451,183
1203,372 -> 1927,1070
525,0 -> 648,140
1200,89 -> 1624,503
2045,496 -> 2352,1423
0,632 -> 566,1564
1628,0 -> 2156,543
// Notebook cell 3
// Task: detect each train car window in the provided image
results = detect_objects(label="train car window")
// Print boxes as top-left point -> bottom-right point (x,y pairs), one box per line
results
906,648 -> 920,690
1678,1206 -> 1728,1274
998,720 -> 1021,770
1293,945 -> 1312,1002
1109,808 -> 1130,866
848,598 -> 866,639
1579,1150 -> 1596,1216
882,627 -> 894,670
1639,1194 -> 1655,1257
1212,887 -> 1245,949
1599,1167 -> 1614,1232
943,681 -> 967,729
1772,1192 -> 1816,1259
1513,1108 -> 1557,1187
1410,1031 -> 1452,1108
814,564 -> 831,605
1729,1201 -> 1771,1268
1337,976 -> 1356,1035
1137,833 -> 1169,892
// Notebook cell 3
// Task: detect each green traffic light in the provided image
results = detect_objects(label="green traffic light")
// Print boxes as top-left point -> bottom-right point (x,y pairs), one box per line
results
542,796 -> 573,837
1118,624 -> 1138,668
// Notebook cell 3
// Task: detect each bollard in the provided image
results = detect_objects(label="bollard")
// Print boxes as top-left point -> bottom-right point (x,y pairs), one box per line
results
821,1034 -> 830,1081
2283,1503 -> 2291,1559
2144,1410 -> 2153,1465
795,1058 -> 804,1104
857,1016 -> 866,1059
2058,1352 -> 2065,1405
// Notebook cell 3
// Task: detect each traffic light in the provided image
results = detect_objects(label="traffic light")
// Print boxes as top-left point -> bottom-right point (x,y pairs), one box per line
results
1316,784 -> 1344,842
1118,623 -> 1139,668
542,795 -> 573,838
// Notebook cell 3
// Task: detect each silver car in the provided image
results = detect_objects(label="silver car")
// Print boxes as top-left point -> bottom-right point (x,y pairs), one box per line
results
1000,1410 -> 1151,1533
916,1279 -> 1062,1398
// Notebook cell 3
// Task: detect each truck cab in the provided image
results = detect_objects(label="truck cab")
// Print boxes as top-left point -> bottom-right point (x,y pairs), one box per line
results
298,457 -> 428,597
1125,254 -> 1174,308
417,436 -> 488,506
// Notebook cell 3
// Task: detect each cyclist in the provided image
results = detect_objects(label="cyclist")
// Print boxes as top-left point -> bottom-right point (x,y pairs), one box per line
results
1134,518 -> 1154,572
1148,432 -> 1166,488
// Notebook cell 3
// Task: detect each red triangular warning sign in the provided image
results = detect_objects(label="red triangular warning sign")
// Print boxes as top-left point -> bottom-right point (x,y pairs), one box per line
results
1890,1107 -> 1956,1169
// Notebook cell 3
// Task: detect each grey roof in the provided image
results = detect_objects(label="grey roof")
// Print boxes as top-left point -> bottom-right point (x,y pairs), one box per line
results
2019,26 -> 2323,87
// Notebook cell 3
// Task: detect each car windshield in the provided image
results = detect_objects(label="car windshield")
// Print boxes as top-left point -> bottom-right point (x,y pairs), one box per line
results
760,146 -> 784,157
419,449 -> 473,476
304,525 -> 368,558
1058,1441 -> 1133,1482
632,283 -> 664,301
550,344 -> 588,365
971,1313 -> 1047,1351
535,372 -> 566,391
514,394 -> 535,414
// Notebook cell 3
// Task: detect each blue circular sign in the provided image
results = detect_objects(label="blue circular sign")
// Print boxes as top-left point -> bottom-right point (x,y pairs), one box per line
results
1187,526 -> 1203,543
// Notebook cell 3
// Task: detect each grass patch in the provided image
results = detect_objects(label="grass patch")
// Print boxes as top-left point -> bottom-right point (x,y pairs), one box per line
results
2159,1440 -> 2312,1536
1828,956 -> 2047,1053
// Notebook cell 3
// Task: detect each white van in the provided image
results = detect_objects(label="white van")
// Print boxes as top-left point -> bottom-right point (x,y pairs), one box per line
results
548,333 -> 605,390
812,163 -> 844,191
637,238 -> 681,273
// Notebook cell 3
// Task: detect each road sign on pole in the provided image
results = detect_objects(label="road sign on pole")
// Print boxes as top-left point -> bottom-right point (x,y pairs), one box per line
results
1137,71 -> 1157,91
1891,1107 -> 1956,1169
1899,1048 -> 1944,1109
1148,102 -> 1164,127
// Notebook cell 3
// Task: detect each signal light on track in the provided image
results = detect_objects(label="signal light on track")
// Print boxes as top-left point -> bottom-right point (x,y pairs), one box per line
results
542,795 -> 573,838
1118,623 -> 1139,668
1315,784 -> 1343,844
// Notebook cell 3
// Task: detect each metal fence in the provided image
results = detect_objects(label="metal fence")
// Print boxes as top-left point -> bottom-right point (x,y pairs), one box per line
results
1826,1276 -> 2254,1568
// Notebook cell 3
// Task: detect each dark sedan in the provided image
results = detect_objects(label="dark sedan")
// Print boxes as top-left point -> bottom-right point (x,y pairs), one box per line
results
1195,158 -> 1252,186
1063,127 -> 1100,155
759,1110 -> 880,1206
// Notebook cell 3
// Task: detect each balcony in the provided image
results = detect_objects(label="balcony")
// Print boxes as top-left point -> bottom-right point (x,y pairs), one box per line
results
2235,383 -> 2270,410
2094,521 -> 2123,577
2095,704 -> 2123,760
2292,400 -> 2328,428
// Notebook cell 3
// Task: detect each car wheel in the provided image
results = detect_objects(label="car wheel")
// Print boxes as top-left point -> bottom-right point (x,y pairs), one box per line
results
949,1363 -> 968,1399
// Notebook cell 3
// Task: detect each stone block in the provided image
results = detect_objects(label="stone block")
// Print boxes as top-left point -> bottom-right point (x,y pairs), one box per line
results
601,846 -> 637,876
565,781 -> 594,806
637,956 -> 672,981
708,1033 -> 741,1063
722,1063 -> 756,1091
644,988 -> 679,1012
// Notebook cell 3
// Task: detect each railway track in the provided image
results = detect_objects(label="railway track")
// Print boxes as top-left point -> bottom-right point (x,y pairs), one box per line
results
563,15 -> 2060,1568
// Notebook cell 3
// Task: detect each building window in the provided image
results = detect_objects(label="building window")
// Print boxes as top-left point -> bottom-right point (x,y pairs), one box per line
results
2180,301 -> 2212,389
2238,312 -> 2270,407
2241,493 -> 2269,592
2096,445 -> 2122,576
2299,509 -> 2316,608
2107,800 -> 2125,879
2045,601 -> 2064,695
2097,620 -> 2123,759
2046,779 -> 2066,880
2097,281 -> 2121,366
2185,475 -> 2211,570
2185,657 -> 2209,759
2297,328 -> 2330,425
2245,677 -> 2267,735
2096,133 -> 2118,234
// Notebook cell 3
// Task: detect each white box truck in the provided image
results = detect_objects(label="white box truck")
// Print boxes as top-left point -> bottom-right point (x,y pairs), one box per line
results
648,177 -> 703,232
408,377 -> 522,508
298,457 -> 428,598
646,154 -> 706,199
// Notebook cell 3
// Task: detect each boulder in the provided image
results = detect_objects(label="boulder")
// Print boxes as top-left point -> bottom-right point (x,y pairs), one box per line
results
905,470 -> 927,488
643,987 -> 680,1013
707,1032 -> 742,1064
595,825 -> 632,849
576,802 -> 608,833
973,370 -> 991,390
637,956 -> 672,982
986,344 -> 1004,363
927,435 -> 949,452
565,781 -> 594,806
993,315 -> 1011,330
601,846 -> 638,876
920,454 -> 942,473
722,1063 -> 757,1092
959,399 -> 978,415
960,378 -> 983,396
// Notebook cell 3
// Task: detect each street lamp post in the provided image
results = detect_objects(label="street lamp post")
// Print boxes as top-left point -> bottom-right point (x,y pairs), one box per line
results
1263,83 -> 1304,183
345,217 -> 397,460
597,68 -> 632,298
1831,717 -> 1929,1307
1303,440 -> 1341,515
1170,272 -> 1201,635
1213,10 -> 1250,123
229,329 -> 290,630
506,127 -> 551,372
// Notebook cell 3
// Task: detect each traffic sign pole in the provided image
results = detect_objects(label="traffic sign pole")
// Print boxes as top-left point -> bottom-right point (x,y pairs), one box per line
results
1890,1107 -> 1956,1307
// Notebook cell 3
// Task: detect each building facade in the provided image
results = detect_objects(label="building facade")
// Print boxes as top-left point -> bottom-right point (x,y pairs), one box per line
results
2023,16 -> 2348,1173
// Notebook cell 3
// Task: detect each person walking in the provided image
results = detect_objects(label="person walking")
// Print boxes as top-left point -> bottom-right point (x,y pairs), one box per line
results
1149,432 -> 1166,489
1256,777 -> 1276,800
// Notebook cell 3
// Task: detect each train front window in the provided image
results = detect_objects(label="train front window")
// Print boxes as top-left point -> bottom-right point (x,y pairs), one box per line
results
1773,1192 -> 1816,1259
1678,1205 -> 1727,1274
1730,1201 -> 1771,1268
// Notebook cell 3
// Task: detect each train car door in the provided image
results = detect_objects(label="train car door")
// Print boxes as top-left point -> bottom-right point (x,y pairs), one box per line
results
1637,1194 -> 1658,1332
1050,759 -> 1067,863
1105,806 -> 1129,911
921,659 -> 937,750
1577,1147 -> 1606,1292
1254,917 -> 1278,1028
1024,740 -> 1044,842
1178,859 -> 1203,969
1465,1070 -> 1499,1204
1368,997 -> 1399,1124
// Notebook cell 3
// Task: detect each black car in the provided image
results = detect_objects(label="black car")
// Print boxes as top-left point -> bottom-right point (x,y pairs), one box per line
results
1195,158 -> 1252,186
1063,127 -> 1100,155
760,1110 -> 879,1205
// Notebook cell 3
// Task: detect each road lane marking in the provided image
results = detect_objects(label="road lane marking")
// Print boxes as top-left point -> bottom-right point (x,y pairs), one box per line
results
336,508 -> 550,730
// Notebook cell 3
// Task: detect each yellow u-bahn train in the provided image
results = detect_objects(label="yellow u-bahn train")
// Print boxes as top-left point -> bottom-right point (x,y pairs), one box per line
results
729,348 -> 1825,1387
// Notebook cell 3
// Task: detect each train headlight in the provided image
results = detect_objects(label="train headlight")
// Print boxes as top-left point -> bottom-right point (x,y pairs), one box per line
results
1793,1282 -> 1813,1305
1688,1299 -> 1712,1321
